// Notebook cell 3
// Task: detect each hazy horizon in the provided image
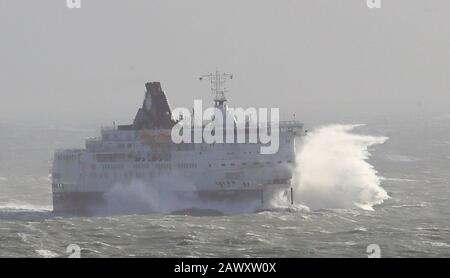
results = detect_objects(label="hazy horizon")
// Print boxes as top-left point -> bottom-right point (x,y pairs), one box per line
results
1,0 -> 449,127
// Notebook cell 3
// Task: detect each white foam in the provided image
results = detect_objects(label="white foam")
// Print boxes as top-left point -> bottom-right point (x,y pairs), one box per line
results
0,202 -> 52,211
423,241 -> 450,248
36,249 -> 59,258
292,124 -> 389,211
383,177 -> 416,182
385,154 -> 419,163
392,203 -> 427,208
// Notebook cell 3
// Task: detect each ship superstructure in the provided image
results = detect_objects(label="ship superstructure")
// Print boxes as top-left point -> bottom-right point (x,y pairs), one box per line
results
51,71 -> 305,214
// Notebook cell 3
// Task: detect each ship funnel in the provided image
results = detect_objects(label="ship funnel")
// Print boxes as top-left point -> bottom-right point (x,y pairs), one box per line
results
132,82 -> 175,129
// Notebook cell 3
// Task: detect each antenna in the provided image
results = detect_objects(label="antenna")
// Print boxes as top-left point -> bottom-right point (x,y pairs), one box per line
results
199,69 -> 233,106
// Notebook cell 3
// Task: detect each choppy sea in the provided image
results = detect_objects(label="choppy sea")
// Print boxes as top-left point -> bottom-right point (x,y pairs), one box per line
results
0,115 -> 449,257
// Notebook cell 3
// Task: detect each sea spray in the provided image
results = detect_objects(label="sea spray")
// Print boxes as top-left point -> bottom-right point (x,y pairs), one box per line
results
103,178 -> 198,214
103,178 -> 260,215
102,124 -> 389,215
293,124 -> 389,211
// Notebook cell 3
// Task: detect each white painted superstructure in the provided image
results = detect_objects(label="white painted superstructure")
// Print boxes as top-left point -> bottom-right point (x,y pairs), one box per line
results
51,73 -> 305,214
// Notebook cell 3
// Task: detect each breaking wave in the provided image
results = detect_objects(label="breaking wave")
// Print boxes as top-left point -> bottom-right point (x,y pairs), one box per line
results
292,124 -> 389,211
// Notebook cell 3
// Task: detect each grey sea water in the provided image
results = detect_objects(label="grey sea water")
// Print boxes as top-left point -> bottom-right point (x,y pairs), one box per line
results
0,116 -> 449,258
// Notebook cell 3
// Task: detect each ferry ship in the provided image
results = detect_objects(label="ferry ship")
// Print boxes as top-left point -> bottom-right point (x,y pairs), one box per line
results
51,71 -> 305,214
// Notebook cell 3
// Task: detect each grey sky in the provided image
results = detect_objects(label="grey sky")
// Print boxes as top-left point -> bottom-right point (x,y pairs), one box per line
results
0,0 -> 449,126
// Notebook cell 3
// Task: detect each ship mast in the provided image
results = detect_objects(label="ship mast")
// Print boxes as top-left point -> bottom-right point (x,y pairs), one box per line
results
199,70 -> 233,107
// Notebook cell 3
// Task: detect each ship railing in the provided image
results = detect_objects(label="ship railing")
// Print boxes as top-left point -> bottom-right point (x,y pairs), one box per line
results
86,136 -> 101,142
279,120 -> 304,128
184,120 -> 303,129
54,149 -> 83,154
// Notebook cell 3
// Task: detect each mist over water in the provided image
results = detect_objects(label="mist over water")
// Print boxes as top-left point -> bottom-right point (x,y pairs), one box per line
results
103,179 -> 261,215
103,179 -> 197,214
293,125 -> 389,211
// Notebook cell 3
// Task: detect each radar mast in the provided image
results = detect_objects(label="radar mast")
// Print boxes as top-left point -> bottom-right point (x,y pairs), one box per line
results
199,70 -> 233,106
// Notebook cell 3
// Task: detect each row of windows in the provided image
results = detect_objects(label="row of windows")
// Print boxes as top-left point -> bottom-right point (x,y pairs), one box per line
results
215,179 -> 288,188
95,162 -> 199,171
224,172 -> 242,179
216,181 -> 237,186
216,181 -> 252,188
103,129 -> 294,142
96,153 -> 172,163
102,164 -> 125,170
86,172 -> 293,184
92,160 -> 292,174
117,143 -> 133,149
210,160 -> 293,167
95,143 -> 290,163
156,163 -> 172,170
96,153 -> 126,162
55,154 -> 78,161
177,163 -> 197,169
89,172 -> 154,179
